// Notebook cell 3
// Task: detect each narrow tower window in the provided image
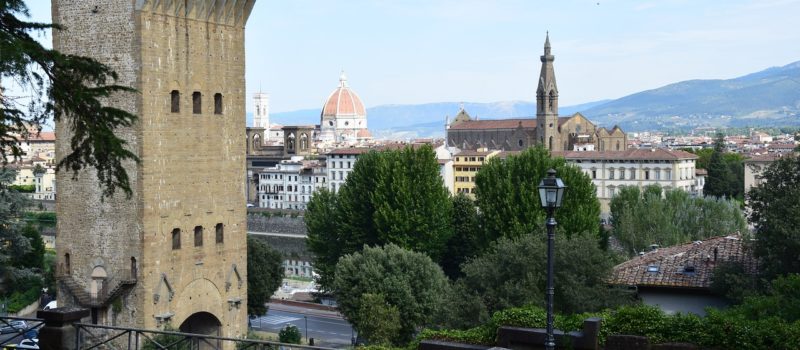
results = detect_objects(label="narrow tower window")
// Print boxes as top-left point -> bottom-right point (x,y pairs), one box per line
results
214,93 -> 223,114
171,90 -> 180,113
64,253 -> 71,275
194,226 -> 203,247
216,223 -> 224,244
172,228 -> 181,250
192,91 -> 202,114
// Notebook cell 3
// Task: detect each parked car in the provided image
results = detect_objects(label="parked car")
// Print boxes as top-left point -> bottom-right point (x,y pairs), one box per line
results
3,338 -> 38,349
0,320 -> 27,334
246,203 -> 255,208
42,301 -> 56,311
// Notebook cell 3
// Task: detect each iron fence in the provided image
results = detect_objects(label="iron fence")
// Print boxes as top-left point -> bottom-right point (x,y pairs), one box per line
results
0,315 -> 44,347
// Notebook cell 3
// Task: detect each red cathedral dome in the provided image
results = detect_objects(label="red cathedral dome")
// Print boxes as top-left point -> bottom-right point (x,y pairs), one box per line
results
321,72 -> 366,118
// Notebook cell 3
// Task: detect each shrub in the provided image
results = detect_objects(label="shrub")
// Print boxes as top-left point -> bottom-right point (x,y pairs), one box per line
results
278,324 -> 301,344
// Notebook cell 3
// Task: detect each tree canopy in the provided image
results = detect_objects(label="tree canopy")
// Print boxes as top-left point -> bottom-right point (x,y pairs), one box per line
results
246,236 -> 284,316
333,244 -> 450,345
703,134 -> 744,199
747,154 -> 800,279
453,232 -> 632,326
306,145 -> 453,290
610,185 -> 747,255
1,0 -> 138,197
475,146 -> 601,240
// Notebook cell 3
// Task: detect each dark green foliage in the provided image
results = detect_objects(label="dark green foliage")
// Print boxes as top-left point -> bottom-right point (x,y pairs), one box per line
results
278,324 -> 302,344
475,146 -> 600,241
1,0 -> 139,198
142,326 -> 190,350
246,236 -> 284,316
610,185 -> 747,256
703,134 -> 745,199
727,274 -> 800,323
333,244 -> 450,345
0,168 -> 39,295
439,194 -> 483,279
455,233 -> 632,325
306,145 -> 453,290
711,261 -> 761,303
747,155 -> 800,279
8,184 -> 34,193
12,224 -> 44,270
355,293 -> 402,345
421,303 -> 800,350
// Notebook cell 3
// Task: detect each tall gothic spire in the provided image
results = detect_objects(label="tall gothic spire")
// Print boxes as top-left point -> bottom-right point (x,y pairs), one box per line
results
537,32 -> 558,116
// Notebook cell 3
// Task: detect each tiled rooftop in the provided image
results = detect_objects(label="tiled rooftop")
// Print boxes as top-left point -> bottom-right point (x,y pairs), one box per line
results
610,235 -> 757,290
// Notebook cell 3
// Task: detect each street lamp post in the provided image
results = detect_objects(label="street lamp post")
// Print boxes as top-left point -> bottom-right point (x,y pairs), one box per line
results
538,169 -> 566,350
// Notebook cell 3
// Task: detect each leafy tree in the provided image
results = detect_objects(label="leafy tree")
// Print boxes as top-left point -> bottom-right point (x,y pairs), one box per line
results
304,188 -> 340,290
306,145 -> 453,290
1,0 -> 138,197
747,154 -> 800,279
727,274 -> 800,323
439,194 -> 484,279
475,146 -> 600,241
702,134 -> 745,199
333,244 -> 450,344
246,236 -> 284,317
711,261 -> 761,304
0,168 -> 37,294
455,233 -> 632,325
610,185 -> 747,255
13,224 -> 44,270
278,324 -> 302,344
355,293 -> 402,345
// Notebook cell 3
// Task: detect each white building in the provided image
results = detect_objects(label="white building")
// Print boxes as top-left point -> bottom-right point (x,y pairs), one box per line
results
325,148 -> 370,193
253,92 -> 270,133
555,149 -> 700,212
257,157 -> 326,210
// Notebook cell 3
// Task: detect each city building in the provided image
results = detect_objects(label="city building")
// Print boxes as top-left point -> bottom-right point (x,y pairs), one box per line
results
253,92 -> 270,131
743,153 -> 783,193
257,157 -> 326,210
326,147 -> 371,193
53,0 -> 252,338
555,149 -> 700,212
446,34 -> 627,152
453,149 -> 501,196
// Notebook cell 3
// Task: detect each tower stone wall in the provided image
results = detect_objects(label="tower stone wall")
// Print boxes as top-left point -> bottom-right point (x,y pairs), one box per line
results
53,0 -> 254,338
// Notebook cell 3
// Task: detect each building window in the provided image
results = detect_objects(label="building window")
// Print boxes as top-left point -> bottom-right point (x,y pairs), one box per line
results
645,170 -> 651,180
194,226 -> 203,247
216,223 -> 224,244
655,169 -> 661,180
192,91 -> 202,114
630,168 -> 636,179
591,169 -> 597,179
619,168 -> 625,180
170,90 -> 180,113
172,228 -> 181,250
214,93 -> 223,114
609,169 -> 615,180
665,169 -> 671,180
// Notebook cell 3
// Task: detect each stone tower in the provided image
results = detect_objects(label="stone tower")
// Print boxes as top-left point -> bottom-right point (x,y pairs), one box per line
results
52,0 -> 254,339
253,92 -> 270,135
536,33 -> 560,151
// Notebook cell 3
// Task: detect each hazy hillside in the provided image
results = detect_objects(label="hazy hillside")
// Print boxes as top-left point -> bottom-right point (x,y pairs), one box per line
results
254,60 -> 800,136
583,60 -> 800,131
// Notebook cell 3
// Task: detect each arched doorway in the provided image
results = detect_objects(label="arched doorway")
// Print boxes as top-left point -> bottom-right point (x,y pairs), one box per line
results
180,312 -> 222,349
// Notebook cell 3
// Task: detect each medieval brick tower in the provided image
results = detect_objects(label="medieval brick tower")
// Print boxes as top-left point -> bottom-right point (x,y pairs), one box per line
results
53,0 -> 254,338
536,33 -> 560,151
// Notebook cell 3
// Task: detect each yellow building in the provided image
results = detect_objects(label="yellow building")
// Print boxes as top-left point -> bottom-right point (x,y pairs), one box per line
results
453,149 -> 501,196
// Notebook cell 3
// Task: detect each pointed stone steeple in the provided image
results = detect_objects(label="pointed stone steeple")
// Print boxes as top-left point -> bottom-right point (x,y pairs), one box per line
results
536,32 -> 560,151
537,32 -> 558,116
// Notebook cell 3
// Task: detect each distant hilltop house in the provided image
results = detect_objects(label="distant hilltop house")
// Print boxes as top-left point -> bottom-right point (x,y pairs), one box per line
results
446,34 -> 626,153
609,235 -> 757,316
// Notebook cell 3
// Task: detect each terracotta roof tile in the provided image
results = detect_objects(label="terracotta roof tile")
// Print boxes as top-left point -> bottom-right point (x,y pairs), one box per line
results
449,119 -> 537,130
609,235 -> 757,290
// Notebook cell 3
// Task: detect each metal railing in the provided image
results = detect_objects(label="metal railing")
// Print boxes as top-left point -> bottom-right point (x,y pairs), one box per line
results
0,316 -> 44,347
74,323 -> 340,350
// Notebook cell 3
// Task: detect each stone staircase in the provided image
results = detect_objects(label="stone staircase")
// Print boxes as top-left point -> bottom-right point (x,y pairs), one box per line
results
57,270 -> 137,308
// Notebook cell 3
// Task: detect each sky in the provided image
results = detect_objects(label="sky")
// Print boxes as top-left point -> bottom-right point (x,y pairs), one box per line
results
23,0 -> 800,114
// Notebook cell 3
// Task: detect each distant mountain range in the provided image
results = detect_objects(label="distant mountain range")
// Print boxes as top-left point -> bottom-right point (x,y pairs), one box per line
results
256,60 -> 800,137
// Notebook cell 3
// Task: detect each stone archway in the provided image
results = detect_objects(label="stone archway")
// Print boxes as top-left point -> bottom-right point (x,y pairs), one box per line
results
180,312 -> 222,349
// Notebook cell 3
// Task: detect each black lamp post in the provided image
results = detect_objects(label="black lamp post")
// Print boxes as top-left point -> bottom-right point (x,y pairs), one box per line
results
537,168 -> 566,350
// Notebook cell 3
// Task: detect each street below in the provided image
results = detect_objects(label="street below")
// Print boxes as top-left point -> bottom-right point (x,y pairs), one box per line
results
251,304 -> 354,347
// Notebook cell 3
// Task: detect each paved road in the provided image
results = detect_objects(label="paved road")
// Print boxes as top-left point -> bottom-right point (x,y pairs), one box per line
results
251,309 -> 354,346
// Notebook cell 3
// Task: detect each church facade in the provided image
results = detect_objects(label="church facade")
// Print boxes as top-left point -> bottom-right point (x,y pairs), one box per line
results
447,35 -> 627,152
